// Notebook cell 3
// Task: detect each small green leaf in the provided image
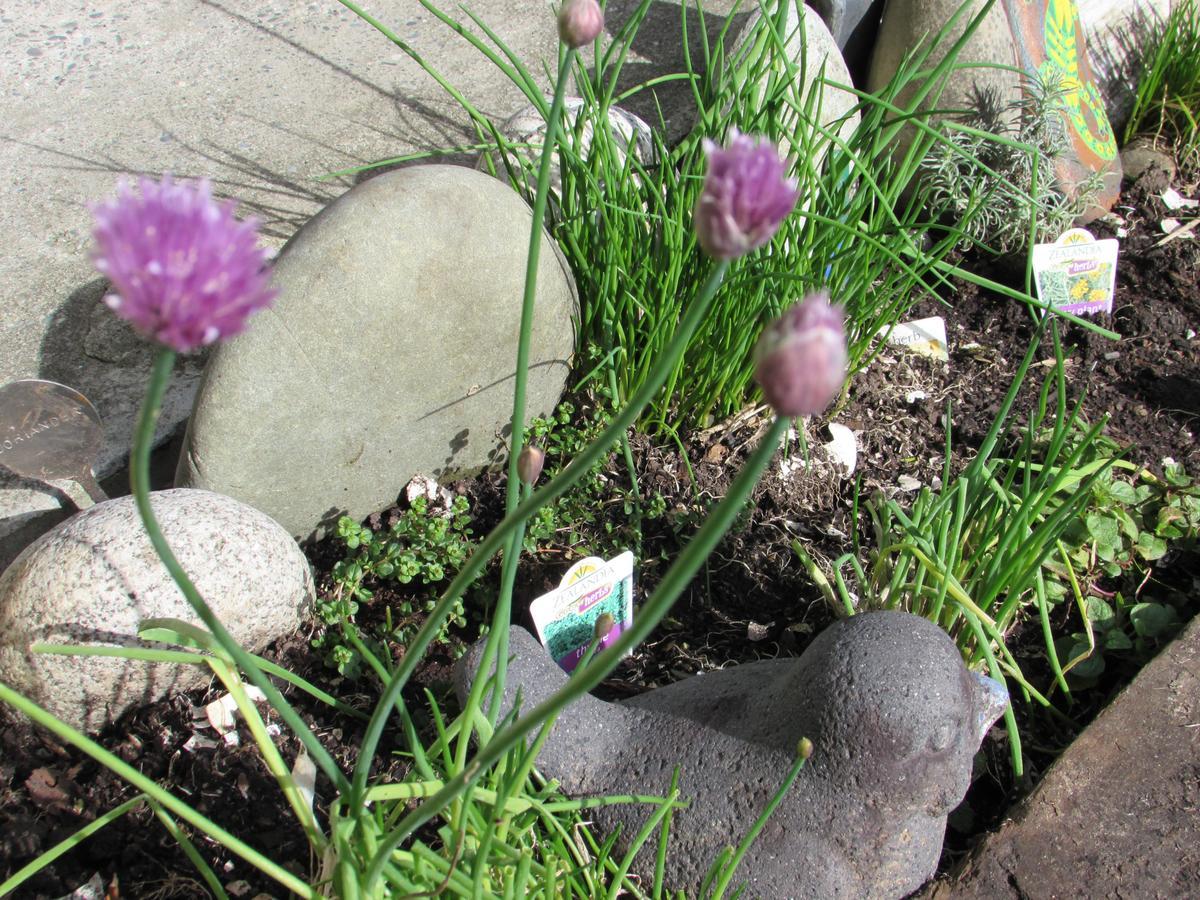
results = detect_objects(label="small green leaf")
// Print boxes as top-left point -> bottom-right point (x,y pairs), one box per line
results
1134,531 -> 1167,561
1085,596 -> 1114,629
1086,513 -> 1120,556
1107,480 -> 1138,504
1129,603 -> 1179,638
1059,636 -> 1104,680
1164,464 -> 1190,487
1104,630 -> 1133,651
1115,509 -> 1139,542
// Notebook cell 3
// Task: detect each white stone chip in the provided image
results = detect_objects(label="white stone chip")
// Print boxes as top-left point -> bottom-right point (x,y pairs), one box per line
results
1161,188 -> 1198,211
823,423 -> 858,476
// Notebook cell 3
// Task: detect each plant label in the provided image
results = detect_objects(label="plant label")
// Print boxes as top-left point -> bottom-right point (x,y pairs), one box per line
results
880,316 -> 949,362
1032,228 -> 1119,317
529,551 -> 635,673
0,379 -> 107,505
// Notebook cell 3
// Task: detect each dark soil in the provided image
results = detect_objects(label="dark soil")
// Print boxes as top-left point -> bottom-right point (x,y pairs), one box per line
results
2,159 -> 1198,898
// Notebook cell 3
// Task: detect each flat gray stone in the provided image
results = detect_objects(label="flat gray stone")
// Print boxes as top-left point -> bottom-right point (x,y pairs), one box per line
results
0,0 -> 565,568
175,164 -> 577,540
923,613 -> 1200,899
459,611 -> 1008,897
478,99 -> 657,207
0,489 -> 313,733
867,0 -> 1023,127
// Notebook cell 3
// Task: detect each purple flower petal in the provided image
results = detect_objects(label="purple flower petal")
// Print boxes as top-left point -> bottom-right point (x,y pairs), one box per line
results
754,291 -> 847,417
558,0 -> 604,48
90,174 -> 277,353
694,132 -> 800,260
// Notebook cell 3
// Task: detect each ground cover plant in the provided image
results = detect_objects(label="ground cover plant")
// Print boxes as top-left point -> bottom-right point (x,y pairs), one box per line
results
315,495 -> 477,679
3,0 -> 1200,896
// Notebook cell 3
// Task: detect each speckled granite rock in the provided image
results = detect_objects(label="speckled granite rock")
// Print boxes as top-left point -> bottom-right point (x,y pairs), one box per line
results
176,164 -> 578,541
477,98 -> 656,204
458,611 -> 1008,897
0,489 -> 312,733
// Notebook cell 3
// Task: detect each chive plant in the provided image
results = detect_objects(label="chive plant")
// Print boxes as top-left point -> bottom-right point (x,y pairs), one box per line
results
1123,0 -> 1200,165
794,322 -> 1120,775
0,6 -> 828,896
338,0 -> 1100,433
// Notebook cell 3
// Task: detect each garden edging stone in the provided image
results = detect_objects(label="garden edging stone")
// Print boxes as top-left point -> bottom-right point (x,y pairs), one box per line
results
924,612 -> 1200,899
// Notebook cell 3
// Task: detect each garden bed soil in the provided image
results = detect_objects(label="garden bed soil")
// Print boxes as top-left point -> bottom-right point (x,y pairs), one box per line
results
2,160 -> 1198,898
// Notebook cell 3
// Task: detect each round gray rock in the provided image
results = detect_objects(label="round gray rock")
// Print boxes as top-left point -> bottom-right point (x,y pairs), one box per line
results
478,98 -> 657,205
729,4 -> 861,155
0,489 -> 312,733
175,164 -> 578,541
867,0 -> 1022,130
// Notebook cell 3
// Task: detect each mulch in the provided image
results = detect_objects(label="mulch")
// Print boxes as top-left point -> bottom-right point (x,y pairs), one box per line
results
2,157 -> 1198,898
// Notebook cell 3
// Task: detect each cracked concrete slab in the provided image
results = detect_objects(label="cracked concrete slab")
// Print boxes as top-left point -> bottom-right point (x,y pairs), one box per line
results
0,0 -> 567,568
925,614 -> 1200,899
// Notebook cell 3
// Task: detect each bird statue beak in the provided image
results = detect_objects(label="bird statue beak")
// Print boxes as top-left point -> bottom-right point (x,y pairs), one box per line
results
970,671 -> 1010,742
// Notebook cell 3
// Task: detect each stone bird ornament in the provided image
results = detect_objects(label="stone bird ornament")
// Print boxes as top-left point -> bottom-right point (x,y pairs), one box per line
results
456,610 -> 1009,898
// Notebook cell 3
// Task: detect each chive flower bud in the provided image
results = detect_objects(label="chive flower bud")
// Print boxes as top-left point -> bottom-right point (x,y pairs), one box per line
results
517,444 -> 546,485
694,131 -> 800,260
558,0 -> 603,48
797,736 -> 814,760
90,175 -> 277,353
753,291 -> 847,418
593,613 -> 615,641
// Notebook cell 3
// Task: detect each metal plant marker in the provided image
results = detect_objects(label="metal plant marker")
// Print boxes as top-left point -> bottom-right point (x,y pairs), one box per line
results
0,379 -> 107,506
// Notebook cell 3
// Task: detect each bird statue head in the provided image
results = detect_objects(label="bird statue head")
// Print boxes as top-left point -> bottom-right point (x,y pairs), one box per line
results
786,610 -> 1009,818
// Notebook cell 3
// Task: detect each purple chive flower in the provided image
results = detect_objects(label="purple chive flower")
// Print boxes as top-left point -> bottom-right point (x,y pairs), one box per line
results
754,291 -> 847,417
90,175 -> 277,353
558,0 -> 603,48
694,131 -> 800,260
